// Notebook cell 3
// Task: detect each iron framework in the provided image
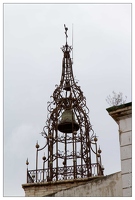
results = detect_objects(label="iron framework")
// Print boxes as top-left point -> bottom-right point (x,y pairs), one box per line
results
26,25 -> 104,183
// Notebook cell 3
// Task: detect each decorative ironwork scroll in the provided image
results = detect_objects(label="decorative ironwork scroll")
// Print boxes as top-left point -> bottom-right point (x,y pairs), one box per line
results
26,25 -> 104,183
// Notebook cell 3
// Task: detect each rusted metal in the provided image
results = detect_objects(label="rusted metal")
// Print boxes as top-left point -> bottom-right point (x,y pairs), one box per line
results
27,163 -> 102,183
26,25 -> 104,183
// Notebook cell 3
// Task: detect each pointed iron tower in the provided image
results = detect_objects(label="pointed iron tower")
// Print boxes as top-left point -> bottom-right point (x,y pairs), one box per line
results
25,25 -> 104,186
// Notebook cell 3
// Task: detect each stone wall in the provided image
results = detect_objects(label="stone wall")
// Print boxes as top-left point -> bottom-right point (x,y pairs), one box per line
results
22,172 -> 122,197
119,117 -> 132,196
22,177 -> 101,197
54,171 -> 122,197
106,102 -> 132,196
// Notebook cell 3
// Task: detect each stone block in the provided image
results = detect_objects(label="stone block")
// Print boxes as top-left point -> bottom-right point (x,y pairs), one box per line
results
119,117 -> 131,133
121,158 -> 132,174
123,187 -> 132,197
120,131 -> 132,146
122,173 -> 132,188
120,145 -> 132,160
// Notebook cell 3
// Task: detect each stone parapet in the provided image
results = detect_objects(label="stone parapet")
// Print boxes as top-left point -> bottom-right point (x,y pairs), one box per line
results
22,176 -> 103,197
22,173 -> 122,197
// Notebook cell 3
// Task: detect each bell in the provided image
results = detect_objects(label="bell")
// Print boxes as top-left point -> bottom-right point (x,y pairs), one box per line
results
58,109 -> 79,133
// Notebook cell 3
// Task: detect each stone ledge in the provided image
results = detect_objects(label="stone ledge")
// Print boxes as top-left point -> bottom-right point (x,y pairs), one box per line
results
106,102 -> 132,113
22,175 -> 104,189
106,103 -> 132,124
22,172 -> 122,197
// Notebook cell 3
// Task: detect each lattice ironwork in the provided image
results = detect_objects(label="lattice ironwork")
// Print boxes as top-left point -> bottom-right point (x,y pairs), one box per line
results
26,25 -> 104,183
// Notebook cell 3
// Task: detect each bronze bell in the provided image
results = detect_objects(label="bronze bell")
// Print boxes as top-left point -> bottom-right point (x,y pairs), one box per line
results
58,109 -> 79,133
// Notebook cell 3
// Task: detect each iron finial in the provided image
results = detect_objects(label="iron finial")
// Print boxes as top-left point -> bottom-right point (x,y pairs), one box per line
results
98,146 -> 102,154
26,158 -> 29,165
42,153 -> 46,161
64,24 -> 68,43
94,136 -> 98,142
36,141 -> 40,149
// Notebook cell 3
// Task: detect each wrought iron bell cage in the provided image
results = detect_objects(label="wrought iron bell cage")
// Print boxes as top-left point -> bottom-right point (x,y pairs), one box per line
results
26,25 -> 104,184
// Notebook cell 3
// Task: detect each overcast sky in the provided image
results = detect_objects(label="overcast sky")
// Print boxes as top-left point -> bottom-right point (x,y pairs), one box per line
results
4,3 -> 131,196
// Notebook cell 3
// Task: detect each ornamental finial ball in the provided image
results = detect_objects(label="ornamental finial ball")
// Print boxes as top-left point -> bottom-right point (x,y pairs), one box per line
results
42,156 -> 46,161
36,141 -> 40,149
98,147 -> 102,154
26,158 -> 29,165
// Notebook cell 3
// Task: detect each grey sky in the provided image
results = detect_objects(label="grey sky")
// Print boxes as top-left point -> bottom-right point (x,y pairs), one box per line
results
4,3 -> 131,196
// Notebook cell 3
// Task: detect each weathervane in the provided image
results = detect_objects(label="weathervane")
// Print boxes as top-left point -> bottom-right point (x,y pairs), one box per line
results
25,25 -> 104,184
64,24 -> 68,43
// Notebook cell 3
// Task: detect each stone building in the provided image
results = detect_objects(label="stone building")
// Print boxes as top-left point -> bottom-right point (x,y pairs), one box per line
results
106,102 -> 132,196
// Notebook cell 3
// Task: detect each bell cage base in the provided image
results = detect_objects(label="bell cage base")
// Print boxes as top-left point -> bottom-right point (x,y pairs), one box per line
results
22,175 -> 103,197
